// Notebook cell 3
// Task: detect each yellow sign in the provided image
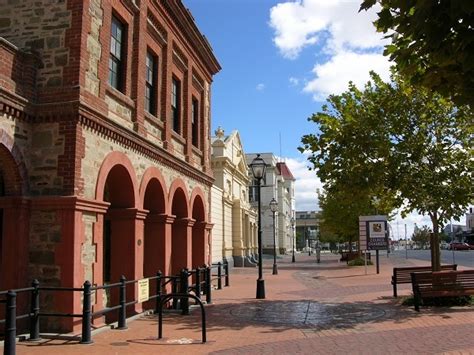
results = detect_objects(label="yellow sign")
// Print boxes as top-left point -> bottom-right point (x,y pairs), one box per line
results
138,278 -> 149,303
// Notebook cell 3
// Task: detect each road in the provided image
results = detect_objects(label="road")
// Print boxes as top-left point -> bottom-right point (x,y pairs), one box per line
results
391,248 -> 474,268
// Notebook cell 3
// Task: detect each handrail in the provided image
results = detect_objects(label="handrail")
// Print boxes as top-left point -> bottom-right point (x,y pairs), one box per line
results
1,264 -> 229,353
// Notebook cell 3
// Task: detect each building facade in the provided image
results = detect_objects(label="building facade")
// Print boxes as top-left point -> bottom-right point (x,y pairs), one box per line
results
0,0 -> 220,331
246,153 -> 295,255
295,211 -> 320,251
210,128 -> 257,267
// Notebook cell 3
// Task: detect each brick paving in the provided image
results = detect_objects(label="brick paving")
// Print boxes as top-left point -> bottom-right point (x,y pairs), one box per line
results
14,253 -> 474,354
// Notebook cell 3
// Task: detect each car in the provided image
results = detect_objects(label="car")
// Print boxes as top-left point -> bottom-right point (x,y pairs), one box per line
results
448,242 -> 470,250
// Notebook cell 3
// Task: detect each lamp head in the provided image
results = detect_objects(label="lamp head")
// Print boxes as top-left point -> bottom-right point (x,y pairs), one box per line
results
269,198 -> 278,213
250,154 -> 266,180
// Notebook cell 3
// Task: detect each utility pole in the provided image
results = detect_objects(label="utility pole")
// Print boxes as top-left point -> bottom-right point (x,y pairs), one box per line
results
405,224 -> 408,259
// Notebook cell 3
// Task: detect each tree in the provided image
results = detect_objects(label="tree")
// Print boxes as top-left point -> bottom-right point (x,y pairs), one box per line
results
300,72 -> 473,271
360,0 -> 474,106
411,225 -> 431,249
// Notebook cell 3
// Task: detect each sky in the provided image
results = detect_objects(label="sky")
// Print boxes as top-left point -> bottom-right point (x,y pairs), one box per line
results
184,0 -> 467,239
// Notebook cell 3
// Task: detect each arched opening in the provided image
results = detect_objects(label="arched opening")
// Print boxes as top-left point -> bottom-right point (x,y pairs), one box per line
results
142,178 -> 166,278
191,195 -> 206,269
171,188 -> 188,275
102,164 -> 135,310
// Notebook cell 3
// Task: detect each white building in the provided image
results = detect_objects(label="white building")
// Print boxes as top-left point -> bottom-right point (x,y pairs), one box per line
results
246,153 -> 296,254
211,128 -> 258,267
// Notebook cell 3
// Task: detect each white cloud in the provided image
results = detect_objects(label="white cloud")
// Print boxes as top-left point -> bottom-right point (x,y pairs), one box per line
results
284,156 -> 323,211
269,0 -> 392,101
303,50 -> 392,100
289,76 -> 299,86
256,83 -> 265,91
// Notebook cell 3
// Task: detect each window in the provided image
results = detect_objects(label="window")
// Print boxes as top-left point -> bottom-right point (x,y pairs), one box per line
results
191,98 -> 199,147
109,16 -> 125,91
171,78 -> 181,133
145,51 -> 158,114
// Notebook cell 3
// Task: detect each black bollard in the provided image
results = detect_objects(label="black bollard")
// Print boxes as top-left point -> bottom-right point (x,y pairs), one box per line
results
155,271 -> 162,314
195,267 -> 201,299
29,279 -> 40,341
224,262 -> 230,287
205,266 -> 212,304
117,275 -> 127,329
217,262 -> 222,290
80,281 -> 93,344
180,269 -> 189,315
5,291 -> 17,355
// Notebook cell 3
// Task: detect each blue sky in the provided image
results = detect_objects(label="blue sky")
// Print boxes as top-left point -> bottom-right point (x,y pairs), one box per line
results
183,0 -> 466,238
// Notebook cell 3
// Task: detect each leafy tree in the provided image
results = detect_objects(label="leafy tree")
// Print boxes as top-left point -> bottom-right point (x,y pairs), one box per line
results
360,0 -> 474,106
300,72 -> 473,271
412,225 -> 431,249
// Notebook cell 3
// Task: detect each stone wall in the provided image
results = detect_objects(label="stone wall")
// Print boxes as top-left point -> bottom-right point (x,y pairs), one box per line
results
0,0 -> 72,89
85,0 -> 103,97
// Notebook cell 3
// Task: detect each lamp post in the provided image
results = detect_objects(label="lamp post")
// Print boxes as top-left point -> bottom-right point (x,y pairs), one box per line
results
250,154 -> 266,299
291,217 -> 295,262
270,198 -> 278,275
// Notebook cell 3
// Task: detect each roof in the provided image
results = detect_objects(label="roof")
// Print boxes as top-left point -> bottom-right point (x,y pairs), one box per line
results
276,162 -> 295,181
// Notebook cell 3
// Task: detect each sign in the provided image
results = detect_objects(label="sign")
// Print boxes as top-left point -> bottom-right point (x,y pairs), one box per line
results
359,215 -> 389,251
138,278 -> 149,303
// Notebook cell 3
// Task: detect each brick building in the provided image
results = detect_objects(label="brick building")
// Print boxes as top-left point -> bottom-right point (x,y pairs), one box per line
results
0,0 -> 220,331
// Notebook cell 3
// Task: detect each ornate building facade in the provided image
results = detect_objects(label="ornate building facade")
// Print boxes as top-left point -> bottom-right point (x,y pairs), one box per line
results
0,0 -> 220,330
211,128 -> 257,267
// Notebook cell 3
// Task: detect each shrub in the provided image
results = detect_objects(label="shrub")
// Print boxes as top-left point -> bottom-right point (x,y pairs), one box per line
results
401,295 -> 474,307
347,257 -> 373,266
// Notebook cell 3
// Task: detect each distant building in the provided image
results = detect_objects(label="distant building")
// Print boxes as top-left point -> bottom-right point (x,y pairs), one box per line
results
295,211 -> 320,250
211,128 -> 257,267
246,153 -> 295,254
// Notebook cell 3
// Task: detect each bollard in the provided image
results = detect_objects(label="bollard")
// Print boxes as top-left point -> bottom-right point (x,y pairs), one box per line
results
117,275 -> 127,329
180,269 -> 189,315
195,267 -> 201,299
224,263 -> 230,287
155,271 -> 162,314
217,262 -> 222,290
5,291 -> 17,355
172,277 -> 178,310
80,281 -> 93,344
29,279 -> 40,341
205,266 -> 212,304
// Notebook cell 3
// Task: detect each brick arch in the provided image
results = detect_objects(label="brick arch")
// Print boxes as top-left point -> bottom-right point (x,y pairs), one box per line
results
139,167 -> 167,212
95,151 -> 139,207
0,129 -> 28,195
190,187 -> 207,222
168,178 -> 189,217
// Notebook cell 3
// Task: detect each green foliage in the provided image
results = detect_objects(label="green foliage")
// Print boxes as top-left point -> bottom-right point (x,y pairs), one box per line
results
300,71 -> 473,270
348,257 -> 373,266
360,0 -> 474,106
411,225 -> 431,249
401,295 -> 474,307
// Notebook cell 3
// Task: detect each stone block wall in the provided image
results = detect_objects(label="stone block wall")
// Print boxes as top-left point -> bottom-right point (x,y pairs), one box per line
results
0,0 -> 72,89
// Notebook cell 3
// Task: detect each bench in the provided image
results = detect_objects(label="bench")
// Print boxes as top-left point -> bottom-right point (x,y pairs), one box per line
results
411,269 -> 474,311
340,251 -> 371,263
391,264 -> 457,297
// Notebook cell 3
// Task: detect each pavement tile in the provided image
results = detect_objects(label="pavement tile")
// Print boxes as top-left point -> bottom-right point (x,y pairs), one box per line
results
10,252 -> 474,354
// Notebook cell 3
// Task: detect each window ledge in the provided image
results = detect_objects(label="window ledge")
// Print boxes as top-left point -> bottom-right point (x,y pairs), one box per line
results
105,85 -> 135,109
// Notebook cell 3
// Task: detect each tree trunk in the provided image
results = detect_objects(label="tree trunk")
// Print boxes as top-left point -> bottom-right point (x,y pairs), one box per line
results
430,213 -> 441,272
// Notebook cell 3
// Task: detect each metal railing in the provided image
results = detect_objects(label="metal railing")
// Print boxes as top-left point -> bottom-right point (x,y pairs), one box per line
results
0,261 -> 230,354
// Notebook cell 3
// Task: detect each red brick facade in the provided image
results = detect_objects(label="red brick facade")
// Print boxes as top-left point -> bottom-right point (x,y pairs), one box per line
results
0,0 -> 220,331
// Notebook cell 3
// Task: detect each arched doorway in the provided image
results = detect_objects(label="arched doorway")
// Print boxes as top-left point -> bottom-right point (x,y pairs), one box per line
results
142,175 -> 166,278
191,194 -> 206,269
170,186 -> 189,275
0,142 -> 27,291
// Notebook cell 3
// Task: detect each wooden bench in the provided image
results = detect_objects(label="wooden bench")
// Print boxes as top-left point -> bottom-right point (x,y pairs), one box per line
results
391,264 -> 457,297
411,269 -> 474,311
340,251 -> 371,263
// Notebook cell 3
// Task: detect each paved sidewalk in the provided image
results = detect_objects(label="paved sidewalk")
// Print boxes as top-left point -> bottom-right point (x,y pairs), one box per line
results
14,253 -> 474,354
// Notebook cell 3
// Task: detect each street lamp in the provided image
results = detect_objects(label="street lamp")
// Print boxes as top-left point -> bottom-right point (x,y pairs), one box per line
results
270,198 -> 278,275
250,154 -> 266,299
291,217 -> 295,262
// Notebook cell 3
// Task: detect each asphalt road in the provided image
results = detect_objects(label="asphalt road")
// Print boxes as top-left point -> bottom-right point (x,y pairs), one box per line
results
391,248 -> 474,268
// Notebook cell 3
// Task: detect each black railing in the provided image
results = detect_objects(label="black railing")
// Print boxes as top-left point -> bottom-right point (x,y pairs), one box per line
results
0,261 -> 229,354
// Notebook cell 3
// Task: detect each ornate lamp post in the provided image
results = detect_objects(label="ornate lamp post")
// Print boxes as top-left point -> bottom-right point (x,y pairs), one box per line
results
291,217 -> 296,262
269,198 -> 278,275
250,154 -> 266,299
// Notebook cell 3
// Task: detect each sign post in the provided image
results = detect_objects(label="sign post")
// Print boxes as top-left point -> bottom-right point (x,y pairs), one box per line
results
359,215 -> 389,275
